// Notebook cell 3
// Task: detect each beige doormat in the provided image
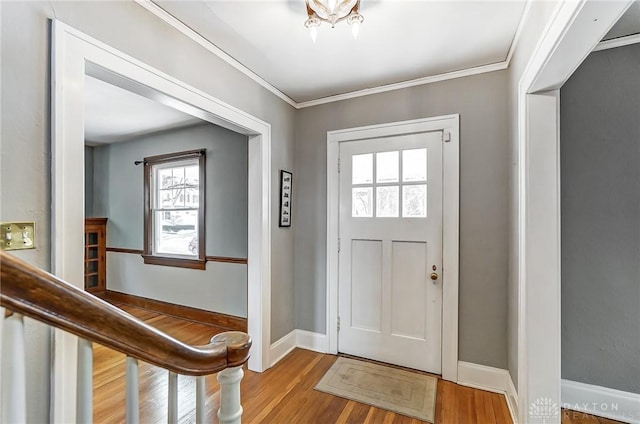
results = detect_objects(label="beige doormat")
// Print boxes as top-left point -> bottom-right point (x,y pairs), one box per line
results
314,357 -> 437,422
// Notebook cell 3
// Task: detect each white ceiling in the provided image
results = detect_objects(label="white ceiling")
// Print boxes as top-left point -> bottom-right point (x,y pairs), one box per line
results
84,75 -> 201,145
154,0 -> 528,103
85,1 -> 637,139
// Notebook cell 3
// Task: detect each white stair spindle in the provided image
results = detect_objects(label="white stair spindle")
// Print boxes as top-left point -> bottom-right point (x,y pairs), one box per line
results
0,308 -> 4,418
77,338 -> 93,422
217,366 -> 244,424
168,371 -> 178,423
126,356 -> 139,424
195,376 -> 206,423
2,313 -> 26,424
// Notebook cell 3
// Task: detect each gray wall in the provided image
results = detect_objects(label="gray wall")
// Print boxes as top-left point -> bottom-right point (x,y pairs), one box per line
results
85,146 -> 94,216
560,43 -> 640,394
91,123 -> 248,258
87,123 -> 249,317
1,2 -> 295,421
294,70 -> 510,369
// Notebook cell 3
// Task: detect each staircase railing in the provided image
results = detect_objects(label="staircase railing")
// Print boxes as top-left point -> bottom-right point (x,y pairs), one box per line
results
0,251 -> 251,423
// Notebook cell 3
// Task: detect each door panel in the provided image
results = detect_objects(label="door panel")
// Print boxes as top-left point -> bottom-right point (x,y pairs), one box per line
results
338,131 -> 443,373
351,239 -> 383,332
391,241 -> 427,339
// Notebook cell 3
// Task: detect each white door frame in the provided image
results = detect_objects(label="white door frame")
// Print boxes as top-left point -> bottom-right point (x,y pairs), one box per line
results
516,1 -> 632,422
52,21 -> 272,422
326,115 -> 460,382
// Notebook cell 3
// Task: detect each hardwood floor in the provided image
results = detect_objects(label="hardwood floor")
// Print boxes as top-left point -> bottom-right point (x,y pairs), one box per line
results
92,305 -> 619,423
561,410 -> 624,424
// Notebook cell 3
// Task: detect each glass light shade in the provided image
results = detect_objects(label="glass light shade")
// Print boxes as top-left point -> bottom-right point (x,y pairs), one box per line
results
306,0 -> 359,22
304,0 -> 363,42
305,17 -> 321,43
351,20 -> 360,39
348,12 -> 364,39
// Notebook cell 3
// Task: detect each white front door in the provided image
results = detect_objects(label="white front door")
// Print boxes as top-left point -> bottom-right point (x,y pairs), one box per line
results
338,131 -> 443,373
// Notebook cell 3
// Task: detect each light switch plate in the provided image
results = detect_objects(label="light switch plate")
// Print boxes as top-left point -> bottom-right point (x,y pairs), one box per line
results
0,222 -> 36,251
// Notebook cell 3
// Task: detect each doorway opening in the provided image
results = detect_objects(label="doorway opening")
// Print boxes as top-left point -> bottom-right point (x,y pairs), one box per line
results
52,21 -> 272,421
516,2 -> 634,422
326,115 -> 460,382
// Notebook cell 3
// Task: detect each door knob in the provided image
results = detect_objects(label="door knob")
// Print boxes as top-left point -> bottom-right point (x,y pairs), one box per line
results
430,265 -> 438,281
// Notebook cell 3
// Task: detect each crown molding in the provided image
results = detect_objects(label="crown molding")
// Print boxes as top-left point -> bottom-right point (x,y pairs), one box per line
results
134,0 -> 298,108
136,0 -> 530,109
296,61 -> 509,108
593,33 -> 640,52
505,0 -> 533,67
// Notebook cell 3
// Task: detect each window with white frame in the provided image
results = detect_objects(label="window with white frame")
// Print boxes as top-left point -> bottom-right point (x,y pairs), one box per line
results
351,148 -> 428,219
143,149 -> 206,269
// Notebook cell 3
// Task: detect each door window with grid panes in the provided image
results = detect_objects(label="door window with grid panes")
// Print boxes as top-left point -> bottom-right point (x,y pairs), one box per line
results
351,148 -> 427,219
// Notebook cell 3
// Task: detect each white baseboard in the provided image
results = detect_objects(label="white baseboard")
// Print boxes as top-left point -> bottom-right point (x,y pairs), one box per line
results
562,379 -> 640,424
458,361 -> 511,394
457,361 -> 518,423
296,330 -> 328,353
269,330 -> 297,367
269,330 -> 328,367
506,375 -> 519,424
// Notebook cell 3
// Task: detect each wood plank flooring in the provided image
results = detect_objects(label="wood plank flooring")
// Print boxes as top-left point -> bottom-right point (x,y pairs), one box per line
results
92,304 -> 618,423
561,410 -> 624,424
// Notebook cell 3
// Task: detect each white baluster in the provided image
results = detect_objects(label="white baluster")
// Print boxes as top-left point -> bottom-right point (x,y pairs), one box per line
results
195,376 -> 206,423
1,313 -> 26,424
217,366 -> 244,424
77,338 -> 93,423
168,371 -> 178,424
126,356 -> 139,424
0,308 -> 4,420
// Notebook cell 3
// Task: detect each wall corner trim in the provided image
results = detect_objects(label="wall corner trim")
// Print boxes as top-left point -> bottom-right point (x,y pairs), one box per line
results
269,330 -> 329,367
457,361 -> 519,424
507,374 -> 519,424
561,379 -> 640,424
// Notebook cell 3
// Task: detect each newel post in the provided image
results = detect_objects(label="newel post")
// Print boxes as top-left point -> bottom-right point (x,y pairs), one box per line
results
217,366 -> 244,424
211,331 -> 251,424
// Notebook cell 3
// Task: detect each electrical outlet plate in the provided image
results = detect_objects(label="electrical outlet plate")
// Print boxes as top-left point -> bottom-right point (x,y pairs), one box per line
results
0,222 -> 36,251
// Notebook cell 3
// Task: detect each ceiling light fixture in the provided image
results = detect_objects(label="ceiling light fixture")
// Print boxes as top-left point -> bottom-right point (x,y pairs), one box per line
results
304,0 -> 364,43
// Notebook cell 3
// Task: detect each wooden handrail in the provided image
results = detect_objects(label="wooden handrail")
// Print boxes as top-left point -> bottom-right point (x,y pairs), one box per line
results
0,251 -> 251,375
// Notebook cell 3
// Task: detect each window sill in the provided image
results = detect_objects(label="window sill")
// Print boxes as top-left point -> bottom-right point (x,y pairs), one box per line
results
141,255 -> 206,270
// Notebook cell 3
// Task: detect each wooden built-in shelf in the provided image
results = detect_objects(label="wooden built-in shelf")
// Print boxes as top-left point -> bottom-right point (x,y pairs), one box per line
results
85,217 -> 107,294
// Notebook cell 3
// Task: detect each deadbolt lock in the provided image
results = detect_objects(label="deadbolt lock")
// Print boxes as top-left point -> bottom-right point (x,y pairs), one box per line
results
430,265 -> 439,281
